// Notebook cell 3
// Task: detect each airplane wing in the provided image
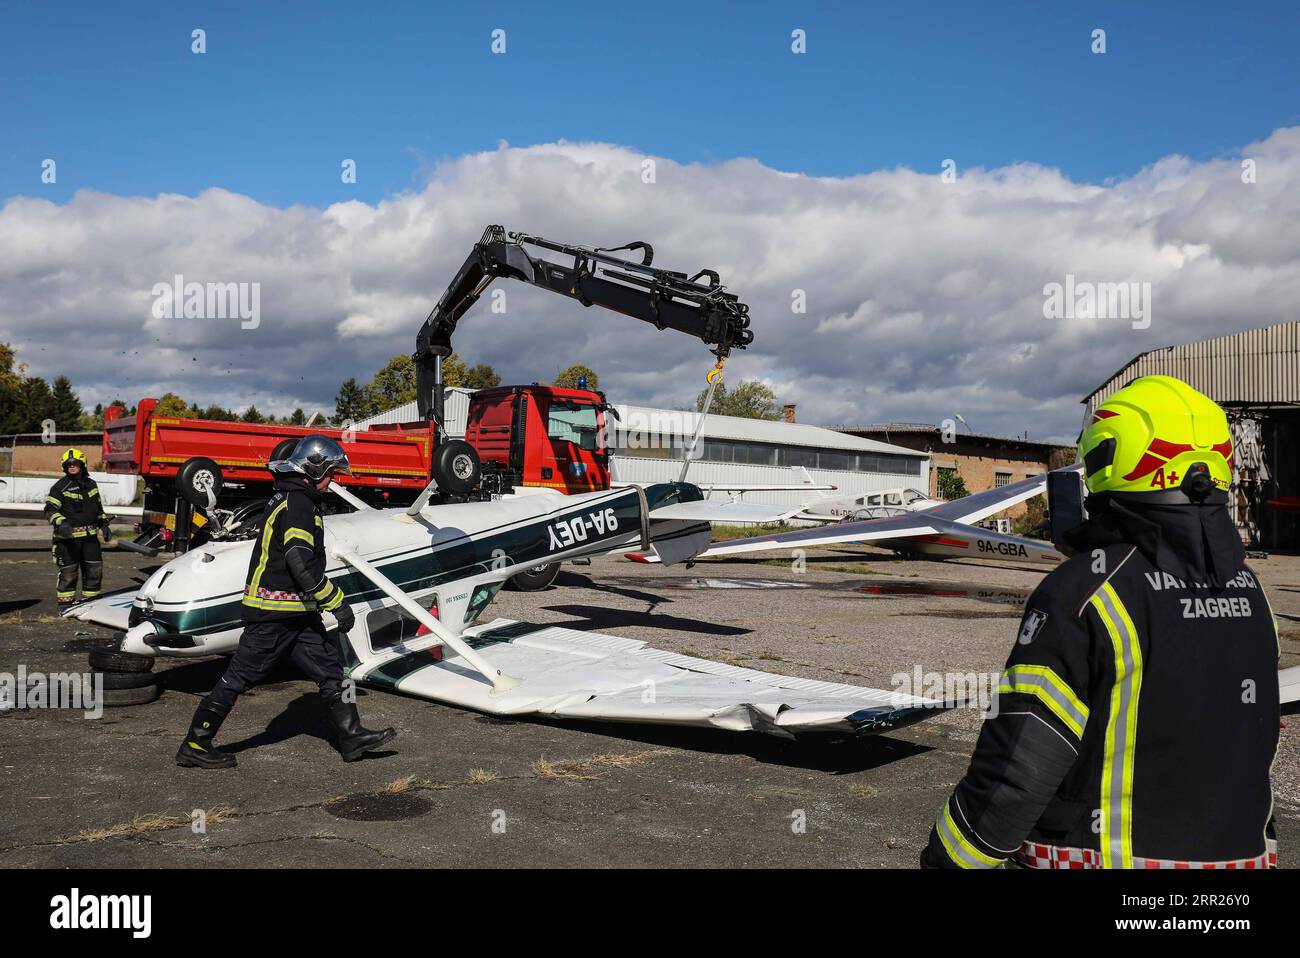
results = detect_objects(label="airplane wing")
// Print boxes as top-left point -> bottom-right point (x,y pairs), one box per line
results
626,470 -> 1067,564
1281,664 -> 1300,706
632,512 -> 939,562
350,617 -> 944,738
915,472 -> 1053,525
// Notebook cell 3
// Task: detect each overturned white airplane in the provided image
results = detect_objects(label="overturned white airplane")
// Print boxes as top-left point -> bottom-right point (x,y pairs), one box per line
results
66,477 -> 984,738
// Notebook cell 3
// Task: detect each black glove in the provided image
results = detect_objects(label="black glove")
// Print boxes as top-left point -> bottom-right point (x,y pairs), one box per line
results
100,519 -> 113,541
331,603 -> 355,634
54,520 -> 73,539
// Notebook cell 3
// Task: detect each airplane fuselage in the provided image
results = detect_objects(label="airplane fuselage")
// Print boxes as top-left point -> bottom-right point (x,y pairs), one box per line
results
109,486 -> 654,660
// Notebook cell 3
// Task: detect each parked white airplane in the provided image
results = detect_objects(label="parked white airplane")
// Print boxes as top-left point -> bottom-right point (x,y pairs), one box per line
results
628,472 -> 1064,567
796,486 -> 944,523
63,476 -> 1070,740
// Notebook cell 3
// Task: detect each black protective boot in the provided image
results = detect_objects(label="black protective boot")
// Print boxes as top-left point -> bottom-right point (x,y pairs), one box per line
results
175,705 -> 237,769
324,695 -> 396,762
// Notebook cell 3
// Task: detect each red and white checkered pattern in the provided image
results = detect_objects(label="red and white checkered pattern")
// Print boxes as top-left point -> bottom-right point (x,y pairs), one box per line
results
1016,840 -> 1275,870
254,587 -> 307,602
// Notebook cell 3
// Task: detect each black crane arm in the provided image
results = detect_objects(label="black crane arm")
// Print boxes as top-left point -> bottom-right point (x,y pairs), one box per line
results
413,225 -> 753,422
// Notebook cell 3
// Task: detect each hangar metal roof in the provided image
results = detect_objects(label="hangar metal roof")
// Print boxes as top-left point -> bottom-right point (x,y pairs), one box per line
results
1084,322 -> 1300,408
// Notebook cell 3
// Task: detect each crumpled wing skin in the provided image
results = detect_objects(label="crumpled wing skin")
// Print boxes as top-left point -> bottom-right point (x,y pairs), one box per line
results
354,619 -> 942,738
61,587 -> 139,631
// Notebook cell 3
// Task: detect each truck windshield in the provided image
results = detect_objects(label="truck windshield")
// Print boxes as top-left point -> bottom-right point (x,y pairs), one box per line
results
547,403 -> 600,451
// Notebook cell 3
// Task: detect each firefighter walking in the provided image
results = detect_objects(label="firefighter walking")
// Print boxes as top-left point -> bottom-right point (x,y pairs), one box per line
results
43,448 -> 112,607
176,435 -> 396,769
921,376 -> 1279,869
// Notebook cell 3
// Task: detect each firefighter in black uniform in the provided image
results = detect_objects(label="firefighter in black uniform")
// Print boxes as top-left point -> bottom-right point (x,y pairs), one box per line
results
921,375 -> 1279,869
176,435 -> 397,769
43,448 -> 112,606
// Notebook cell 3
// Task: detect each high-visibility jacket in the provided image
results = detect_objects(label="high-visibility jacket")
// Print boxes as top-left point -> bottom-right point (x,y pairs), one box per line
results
922,497 -> 1279,869
241,477 -> 347,623
43,475 -> 105,538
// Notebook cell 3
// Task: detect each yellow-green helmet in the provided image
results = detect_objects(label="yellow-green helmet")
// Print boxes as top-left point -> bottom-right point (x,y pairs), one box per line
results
61,447 -> 88,471
1079,375 -> 1233,501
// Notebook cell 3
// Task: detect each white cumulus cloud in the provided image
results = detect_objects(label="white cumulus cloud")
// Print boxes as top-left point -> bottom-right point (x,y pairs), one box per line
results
2,128 -> 1298,440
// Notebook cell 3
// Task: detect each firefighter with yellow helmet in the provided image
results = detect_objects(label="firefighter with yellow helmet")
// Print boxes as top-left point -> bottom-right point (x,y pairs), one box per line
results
921,375 -> 1279,869
42,448 -> 113,606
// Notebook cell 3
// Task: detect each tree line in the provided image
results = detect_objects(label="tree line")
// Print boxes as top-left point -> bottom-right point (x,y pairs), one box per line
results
0,342 -> 322,435
2,337 -> 785,439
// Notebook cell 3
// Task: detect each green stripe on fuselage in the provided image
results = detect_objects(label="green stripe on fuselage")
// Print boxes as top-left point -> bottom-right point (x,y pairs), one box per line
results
141,492 -> 645,638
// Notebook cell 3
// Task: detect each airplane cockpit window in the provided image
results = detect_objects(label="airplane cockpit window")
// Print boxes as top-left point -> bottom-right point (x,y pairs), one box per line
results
884,492 -> 903,505
902,489 -> 929,505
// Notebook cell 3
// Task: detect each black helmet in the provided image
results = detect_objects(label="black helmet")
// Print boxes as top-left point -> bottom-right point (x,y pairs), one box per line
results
270,435 -> 351,481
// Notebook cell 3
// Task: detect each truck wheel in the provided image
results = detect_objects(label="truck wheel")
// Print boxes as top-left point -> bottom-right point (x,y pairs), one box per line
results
88,648 -> 156,673
177,456 -> 223,509
100,683 -> 161,707
505,561 -> 561,592
434,440 -> 481,497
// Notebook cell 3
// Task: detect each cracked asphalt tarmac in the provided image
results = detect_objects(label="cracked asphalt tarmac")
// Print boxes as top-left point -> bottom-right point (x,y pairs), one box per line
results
1,524 -> 1296,868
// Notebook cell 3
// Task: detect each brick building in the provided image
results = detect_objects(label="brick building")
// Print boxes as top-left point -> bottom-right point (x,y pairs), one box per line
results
834,423 -> 1074,517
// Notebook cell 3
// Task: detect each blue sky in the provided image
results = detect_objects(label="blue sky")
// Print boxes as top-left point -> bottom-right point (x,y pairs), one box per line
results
3,1 -> 1298,207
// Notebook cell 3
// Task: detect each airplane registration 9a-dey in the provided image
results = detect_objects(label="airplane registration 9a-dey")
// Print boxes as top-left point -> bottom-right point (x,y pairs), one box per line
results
65,477 -> 987,739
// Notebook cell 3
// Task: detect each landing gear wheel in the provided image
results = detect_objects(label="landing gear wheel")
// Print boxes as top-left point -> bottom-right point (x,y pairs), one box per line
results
176,456 -> 223,510
88,648 -> 156,673
433,440 -> 481,497
505,561 -> 561,592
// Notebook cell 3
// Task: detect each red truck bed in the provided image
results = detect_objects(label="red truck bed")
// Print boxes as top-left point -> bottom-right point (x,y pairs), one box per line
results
104,398 -> 433,490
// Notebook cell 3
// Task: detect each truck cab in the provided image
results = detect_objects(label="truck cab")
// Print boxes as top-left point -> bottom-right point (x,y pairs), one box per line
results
464,385 -> 610,495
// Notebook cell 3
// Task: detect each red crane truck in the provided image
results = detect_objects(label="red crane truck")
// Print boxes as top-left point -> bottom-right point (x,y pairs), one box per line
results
103,387 -> 612,587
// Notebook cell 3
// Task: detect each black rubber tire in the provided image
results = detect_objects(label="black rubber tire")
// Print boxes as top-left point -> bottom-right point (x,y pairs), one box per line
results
269,438 -> 298,464
176,456 -> 224,509
100,684 -> 161,707
433,440 -> 481,497
94,669 -> 159,691
88,648 -> 156,673
505,561 -> 562,592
